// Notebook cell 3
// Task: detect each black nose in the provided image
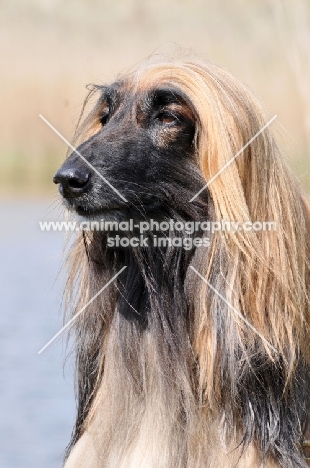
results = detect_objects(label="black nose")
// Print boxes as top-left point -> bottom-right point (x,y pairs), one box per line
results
53,166 -> 91,197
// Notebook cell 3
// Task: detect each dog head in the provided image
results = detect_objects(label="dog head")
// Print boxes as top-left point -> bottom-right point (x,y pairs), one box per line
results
53,71 -> 210,220
54,60 -> 275,227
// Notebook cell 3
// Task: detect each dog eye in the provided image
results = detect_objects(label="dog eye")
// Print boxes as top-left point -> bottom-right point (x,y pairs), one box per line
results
156,112 -> 178,125
99,112 -> 109,126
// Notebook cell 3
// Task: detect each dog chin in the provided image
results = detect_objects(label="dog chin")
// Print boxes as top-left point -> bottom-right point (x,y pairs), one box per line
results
64,196 -> 166,221
74,205 -> 122,220
61,197 -> 121,220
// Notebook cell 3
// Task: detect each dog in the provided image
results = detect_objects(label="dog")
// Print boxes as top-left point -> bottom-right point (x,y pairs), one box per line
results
54,58 -> 310,467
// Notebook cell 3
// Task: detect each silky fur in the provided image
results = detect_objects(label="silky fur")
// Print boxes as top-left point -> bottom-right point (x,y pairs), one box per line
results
60,59 -> 310,467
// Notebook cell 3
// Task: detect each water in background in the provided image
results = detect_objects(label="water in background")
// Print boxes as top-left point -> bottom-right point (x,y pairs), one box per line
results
0,198 -> 76,468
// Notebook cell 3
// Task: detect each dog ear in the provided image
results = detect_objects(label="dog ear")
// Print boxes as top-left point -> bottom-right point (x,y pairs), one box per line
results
111,59 -> 310,374
170,61 -> 310,387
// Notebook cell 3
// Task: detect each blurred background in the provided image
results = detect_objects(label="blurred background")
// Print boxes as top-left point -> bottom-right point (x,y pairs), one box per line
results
0,0 -> 309,467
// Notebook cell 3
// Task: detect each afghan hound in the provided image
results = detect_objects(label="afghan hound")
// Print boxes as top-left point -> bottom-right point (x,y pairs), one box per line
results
53,58 -> 310,467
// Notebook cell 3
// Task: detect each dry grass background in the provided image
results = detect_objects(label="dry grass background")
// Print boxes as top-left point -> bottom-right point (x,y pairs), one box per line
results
1,0 -> 310,196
